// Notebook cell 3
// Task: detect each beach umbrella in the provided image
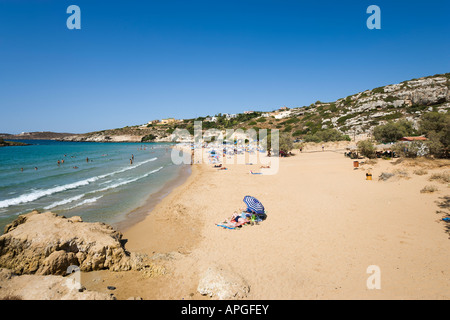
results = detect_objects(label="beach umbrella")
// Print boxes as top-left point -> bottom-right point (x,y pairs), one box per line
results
243,196 -> 265,214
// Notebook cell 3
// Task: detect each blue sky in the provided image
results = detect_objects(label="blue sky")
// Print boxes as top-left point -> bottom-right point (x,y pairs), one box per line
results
0,0 -> 449,134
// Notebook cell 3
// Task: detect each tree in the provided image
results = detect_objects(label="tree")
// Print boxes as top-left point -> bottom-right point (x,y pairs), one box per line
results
419,112 -> 450,158
277,133 -> 293,155
357,140 -> 376,159
373,120 -> 415,143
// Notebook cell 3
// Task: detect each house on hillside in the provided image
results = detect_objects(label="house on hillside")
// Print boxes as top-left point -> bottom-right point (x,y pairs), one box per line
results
160,118 -> 176,125
224,113 -> 237,119
398,136 -> 428,142
274,111 -> 291,119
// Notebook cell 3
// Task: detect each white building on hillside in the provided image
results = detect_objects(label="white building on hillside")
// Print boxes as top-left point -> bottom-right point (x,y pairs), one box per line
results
274,111 -> 291,119
224,113 -> 237,119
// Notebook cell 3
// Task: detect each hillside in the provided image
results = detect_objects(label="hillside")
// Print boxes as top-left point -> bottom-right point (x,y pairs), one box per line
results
59,72 -> 449,143
0,131 -> 80,141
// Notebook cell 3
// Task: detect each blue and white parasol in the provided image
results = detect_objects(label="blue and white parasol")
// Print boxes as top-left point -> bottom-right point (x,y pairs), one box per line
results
243,196 -> 265,214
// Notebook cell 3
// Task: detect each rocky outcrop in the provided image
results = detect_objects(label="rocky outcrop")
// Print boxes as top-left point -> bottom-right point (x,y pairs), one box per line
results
0,210 -> 150,276
0,268 -> 115,300
60,134 -> 144,143
197,266 -> 250,300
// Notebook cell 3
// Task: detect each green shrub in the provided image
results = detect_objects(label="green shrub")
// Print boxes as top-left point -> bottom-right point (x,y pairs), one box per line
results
384,95 -> 396,103
337,113 -> 356,125
282,118 -> 300,125
357,140 -> 376,159
303,134 -> 321,143
378,112 -> 403,121
419,112 -> 450,158
303,128 -> 349,143
141,134 -> 157,142
372,86 -> 385,94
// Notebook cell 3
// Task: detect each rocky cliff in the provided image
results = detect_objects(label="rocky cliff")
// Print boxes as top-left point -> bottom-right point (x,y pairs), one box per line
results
293,73 -> 449,137
0,210 -> 163,300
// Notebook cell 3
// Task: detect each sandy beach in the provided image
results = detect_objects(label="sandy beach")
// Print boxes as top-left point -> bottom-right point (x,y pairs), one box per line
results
81,143 -> 450,300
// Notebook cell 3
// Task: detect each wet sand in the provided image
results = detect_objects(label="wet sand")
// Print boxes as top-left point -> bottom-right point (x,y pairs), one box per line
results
112,164 -> 192,232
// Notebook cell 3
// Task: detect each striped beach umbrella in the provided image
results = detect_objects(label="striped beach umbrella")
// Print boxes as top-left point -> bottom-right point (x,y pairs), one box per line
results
243,196 -> 265,214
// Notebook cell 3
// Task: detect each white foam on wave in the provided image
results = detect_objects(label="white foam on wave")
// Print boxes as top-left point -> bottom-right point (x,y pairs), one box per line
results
44,194 -> 85,210
96,166 -> 164,192
0,177 -> 98,209
66,195 -> 103,210
97,157 -> 157,179
0,157 -> 158,209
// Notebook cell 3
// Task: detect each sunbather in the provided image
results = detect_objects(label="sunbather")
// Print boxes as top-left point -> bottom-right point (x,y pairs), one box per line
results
217,211 -> 250,229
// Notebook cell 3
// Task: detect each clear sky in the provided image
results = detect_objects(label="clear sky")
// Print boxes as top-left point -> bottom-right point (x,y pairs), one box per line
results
0,0 -> 449,134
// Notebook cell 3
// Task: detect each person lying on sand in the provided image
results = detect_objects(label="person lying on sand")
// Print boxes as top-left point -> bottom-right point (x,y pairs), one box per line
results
213,164 -> 222,168
260,165 -> 270,168
217,212 -> 251,229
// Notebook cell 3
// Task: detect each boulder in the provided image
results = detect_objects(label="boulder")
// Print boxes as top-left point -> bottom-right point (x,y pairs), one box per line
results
197,266 -> 250,300
0,211 -> 149,275
0,268 -> 115,300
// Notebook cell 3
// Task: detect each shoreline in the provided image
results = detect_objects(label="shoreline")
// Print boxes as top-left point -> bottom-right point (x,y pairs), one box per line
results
113,164 -> 192,233
121,162 -> 204,255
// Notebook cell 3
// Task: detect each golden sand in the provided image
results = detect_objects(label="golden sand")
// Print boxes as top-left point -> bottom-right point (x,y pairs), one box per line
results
82,145 -> 450,300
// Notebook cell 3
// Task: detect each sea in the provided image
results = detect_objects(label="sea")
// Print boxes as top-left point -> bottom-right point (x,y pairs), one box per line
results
0,140 -> 187,233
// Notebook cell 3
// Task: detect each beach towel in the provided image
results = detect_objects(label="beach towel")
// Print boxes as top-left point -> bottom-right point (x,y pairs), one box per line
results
216,210 -> 267,230
216,224 -> 236,230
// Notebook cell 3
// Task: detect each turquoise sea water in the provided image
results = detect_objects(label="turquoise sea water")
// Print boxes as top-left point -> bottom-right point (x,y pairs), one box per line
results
0,140 -> 184,233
